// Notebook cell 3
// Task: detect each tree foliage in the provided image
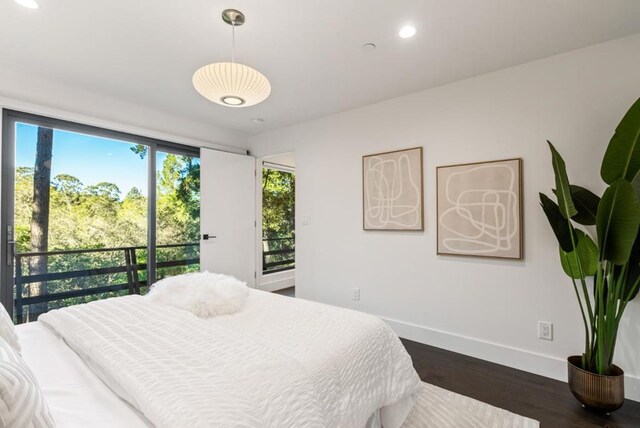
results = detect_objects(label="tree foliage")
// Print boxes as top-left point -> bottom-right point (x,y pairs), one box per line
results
15,149 -> 200,320
262,168 -> 295,239
261,168 -> 295,272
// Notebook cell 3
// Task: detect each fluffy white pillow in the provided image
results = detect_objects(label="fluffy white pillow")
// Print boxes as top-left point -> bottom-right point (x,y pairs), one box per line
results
147,272 -> 250,318
0,304 -> 20,353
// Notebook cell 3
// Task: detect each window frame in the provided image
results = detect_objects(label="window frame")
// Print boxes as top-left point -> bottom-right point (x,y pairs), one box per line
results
0,109 -> 200,316
259,161 -> 296,277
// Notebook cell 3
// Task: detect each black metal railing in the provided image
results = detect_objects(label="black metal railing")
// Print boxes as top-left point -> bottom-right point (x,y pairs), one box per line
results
262,237 -> 295,274
14,243 -> 198,324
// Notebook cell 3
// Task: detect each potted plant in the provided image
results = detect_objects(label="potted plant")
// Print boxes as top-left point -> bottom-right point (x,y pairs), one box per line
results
539,97 -> 640,413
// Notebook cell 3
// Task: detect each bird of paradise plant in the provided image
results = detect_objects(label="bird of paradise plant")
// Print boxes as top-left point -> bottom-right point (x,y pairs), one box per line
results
540,97 -> 640,375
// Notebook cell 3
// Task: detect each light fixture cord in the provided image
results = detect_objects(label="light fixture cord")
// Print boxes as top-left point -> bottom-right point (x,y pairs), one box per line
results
231,22 -> 235,63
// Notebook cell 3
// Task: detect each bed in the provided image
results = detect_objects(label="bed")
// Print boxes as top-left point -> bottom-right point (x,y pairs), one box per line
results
16,288 -> 422,427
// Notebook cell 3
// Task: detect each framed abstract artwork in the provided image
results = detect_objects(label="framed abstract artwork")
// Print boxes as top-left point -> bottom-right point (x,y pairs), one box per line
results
436,158 -> 523,259
363,147 -> 424,231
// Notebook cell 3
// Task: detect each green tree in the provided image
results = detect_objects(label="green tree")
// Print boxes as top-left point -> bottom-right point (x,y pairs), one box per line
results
29,127 -> 53,319
14,140 -> 201,319
262,168 -> 295,239
262,168 -> 295,272
155,154 -> 201,278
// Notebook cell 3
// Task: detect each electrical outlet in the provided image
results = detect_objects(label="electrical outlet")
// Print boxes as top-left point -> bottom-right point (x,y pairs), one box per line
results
538,321 -> 553,341
352,287 -> 360,301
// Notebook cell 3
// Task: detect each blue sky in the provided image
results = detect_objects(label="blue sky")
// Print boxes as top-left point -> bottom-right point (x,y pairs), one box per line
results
15,122 -> 171,198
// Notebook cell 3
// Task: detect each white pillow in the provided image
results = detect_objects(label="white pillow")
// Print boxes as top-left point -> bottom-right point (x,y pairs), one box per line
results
0,304 -> 20,353
147,272 -> 250,318
0,338 -> 55,427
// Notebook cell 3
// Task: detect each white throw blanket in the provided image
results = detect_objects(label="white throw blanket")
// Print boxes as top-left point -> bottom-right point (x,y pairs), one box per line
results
39,292 -> 421,428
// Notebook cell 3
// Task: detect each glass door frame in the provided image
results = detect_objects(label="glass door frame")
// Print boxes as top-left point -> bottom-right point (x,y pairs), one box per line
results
255,157 -> 296,292
0,109 -> 200,316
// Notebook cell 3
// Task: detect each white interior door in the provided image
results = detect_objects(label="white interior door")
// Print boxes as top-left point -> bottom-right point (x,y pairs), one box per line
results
200,148 -> 255,286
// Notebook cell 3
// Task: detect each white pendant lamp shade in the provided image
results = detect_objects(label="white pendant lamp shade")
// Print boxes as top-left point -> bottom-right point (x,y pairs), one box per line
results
193,62 -> 271,107
193,9 -> 271,108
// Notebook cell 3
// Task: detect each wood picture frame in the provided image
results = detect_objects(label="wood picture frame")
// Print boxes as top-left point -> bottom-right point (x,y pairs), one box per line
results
362,147 -> 424,231
436,158 -> 523,259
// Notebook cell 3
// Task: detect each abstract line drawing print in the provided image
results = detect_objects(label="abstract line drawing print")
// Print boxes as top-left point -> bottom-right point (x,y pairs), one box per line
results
437,159 -> 521,258
363,147 -> 423,230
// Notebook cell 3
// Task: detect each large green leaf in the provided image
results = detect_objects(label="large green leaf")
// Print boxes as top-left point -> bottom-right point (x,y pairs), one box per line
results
632,175 -> 640,262
596,179 -> 640,264
559,230 -> 599,279
631,230 -> 640,263
540,192 -> 575,252
601,97 -> 640,184
548,142 -> 577,219
570,185 -> 600,225
553,185 -> 600,225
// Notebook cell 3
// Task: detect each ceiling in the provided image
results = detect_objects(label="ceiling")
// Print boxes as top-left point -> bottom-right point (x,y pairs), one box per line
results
1,0 -> 640,137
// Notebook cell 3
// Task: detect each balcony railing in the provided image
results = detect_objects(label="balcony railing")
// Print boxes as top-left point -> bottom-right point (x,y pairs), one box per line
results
14,243 -> 198,324
262,237 -> 295,274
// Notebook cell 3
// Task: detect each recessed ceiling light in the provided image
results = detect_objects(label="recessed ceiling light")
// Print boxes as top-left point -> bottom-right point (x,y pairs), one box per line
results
362,42 -> 376,52
399,26 -> 416,39
14,0 -> 39,9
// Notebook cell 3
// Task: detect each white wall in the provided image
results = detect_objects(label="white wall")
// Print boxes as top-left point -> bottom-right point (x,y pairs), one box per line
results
249,34 -> 640,400
0,66 -> 248,319
0,67 -> 246,151
263,152 -> 296,168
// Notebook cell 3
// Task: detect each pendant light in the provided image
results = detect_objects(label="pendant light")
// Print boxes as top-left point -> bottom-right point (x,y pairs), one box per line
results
192,9 -> 271,108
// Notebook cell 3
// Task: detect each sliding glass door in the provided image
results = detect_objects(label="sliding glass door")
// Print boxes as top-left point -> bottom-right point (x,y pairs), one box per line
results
1,110 -> 199,322
155,149 -> 200,281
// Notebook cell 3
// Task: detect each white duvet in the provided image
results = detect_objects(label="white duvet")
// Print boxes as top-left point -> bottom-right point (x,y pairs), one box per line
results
39,290 -> 421,428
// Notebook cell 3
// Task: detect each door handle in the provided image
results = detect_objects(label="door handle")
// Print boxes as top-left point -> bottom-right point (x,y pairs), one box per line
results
202,234 -> 217,240
6,241 -> 15,266
6,226 -> 15,266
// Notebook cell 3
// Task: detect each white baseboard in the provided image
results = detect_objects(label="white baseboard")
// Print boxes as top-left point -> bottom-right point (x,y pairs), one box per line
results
256,271 -> 295,292
381,316 -> 640,403
257,281 -> 294,292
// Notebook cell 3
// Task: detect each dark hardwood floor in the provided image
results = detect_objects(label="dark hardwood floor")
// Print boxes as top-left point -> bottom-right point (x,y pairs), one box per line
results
402,338 -> 640,428
273,286 -> 295,297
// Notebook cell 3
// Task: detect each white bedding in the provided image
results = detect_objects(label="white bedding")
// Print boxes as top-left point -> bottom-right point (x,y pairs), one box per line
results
38,290 -> 421,428
17,321 -> 152,428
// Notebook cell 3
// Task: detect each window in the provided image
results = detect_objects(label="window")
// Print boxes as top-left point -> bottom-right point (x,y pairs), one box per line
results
1,110 -> 200,322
